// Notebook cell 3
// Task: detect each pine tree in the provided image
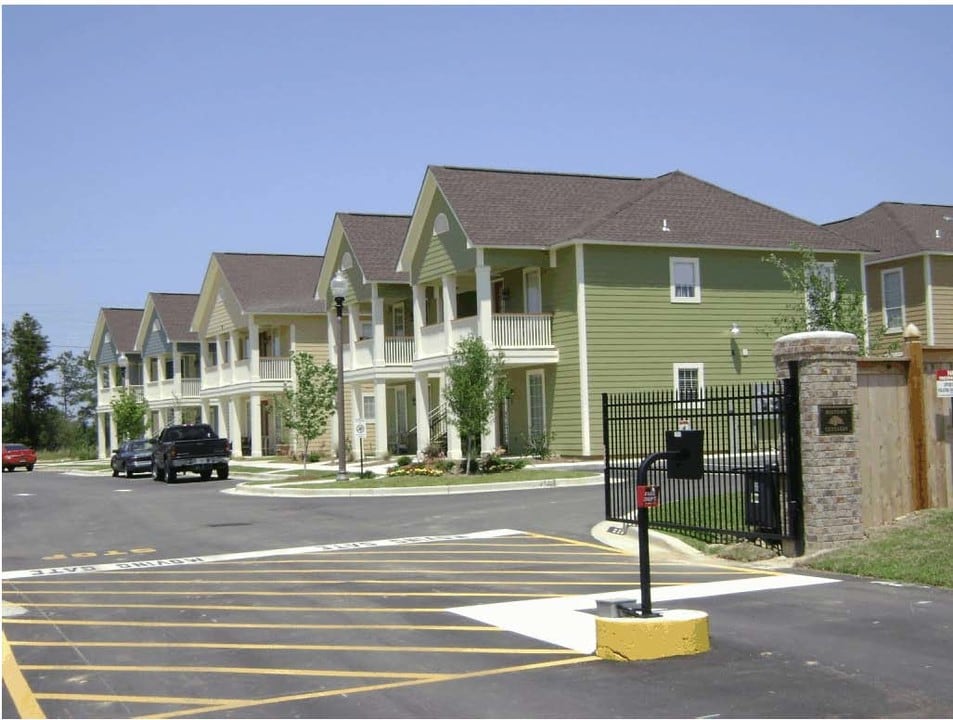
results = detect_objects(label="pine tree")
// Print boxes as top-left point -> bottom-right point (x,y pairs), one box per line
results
5,313 -> 55,447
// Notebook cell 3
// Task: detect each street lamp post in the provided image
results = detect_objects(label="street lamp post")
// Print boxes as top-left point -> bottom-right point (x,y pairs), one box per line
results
330,270 -> 349,482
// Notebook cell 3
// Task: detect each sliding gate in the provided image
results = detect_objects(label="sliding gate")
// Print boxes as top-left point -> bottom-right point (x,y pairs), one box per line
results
603,377 -> 804,555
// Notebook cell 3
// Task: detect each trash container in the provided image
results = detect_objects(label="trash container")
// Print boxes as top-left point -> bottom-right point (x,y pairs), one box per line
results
745,464 -> 781,532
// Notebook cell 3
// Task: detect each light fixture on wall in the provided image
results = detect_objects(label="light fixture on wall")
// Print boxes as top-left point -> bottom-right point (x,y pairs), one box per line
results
730,323 -> 741,337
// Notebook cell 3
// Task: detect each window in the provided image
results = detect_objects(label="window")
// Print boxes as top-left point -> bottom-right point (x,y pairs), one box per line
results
207,342 -> 218,367
392,303 -> 406,337
101,367 -> 111,389
149,357 -> 159,382
425,285 -> 443,325
360,315 -> 373,341
165,358 -> 174,380
881,268 -> 904,333
362,395 -> 376,422
670,258 -> 701,303
221,338 -> 230,364
524,268 -> 542,313
674,363 -> 704,401
527,370 -> 546,438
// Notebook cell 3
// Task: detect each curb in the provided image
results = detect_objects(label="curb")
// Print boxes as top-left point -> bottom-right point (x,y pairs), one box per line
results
225,474 -> 603,497
594,609 -> 711,661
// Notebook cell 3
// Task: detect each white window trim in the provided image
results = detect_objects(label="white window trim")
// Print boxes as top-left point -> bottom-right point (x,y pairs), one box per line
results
670,257 -> 701,303
523,267 -> 542,314
526,369 -> 547,436
362,394 -> 376,422
881,267 -> 905,334
673,363 -> 705,403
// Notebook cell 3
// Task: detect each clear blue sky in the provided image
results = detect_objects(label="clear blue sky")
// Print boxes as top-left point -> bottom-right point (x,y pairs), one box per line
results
3,5 -> 952,357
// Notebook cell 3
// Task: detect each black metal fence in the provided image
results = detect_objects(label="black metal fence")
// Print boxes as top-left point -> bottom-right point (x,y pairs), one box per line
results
603,378 -> 803,554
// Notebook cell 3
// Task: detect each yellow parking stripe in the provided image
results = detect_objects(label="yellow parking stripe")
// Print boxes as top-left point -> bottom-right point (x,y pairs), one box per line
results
2,630 -> 45,719
12,602 -> 455,612
20,664 -> 448,680
11,640 -> 578,654
5,618 -> 498,632
33,692 -> 232,706
14,589 -> 569,597
141,655 -> 600,719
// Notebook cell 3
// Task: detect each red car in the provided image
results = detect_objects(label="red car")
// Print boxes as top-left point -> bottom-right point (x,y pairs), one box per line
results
3,443 -> 37,472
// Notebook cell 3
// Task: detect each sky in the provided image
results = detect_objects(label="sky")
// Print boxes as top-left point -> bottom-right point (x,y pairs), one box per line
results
2,4 -> 952,359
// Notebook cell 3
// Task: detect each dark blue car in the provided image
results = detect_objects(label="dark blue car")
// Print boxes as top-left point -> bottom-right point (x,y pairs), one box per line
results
111,439 -> 155,478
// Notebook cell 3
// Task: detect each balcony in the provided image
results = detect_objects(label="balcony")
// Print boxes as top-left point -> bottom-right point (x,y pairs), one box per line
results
259,357 -> 291,380
98,384 -> 144,407
493,313 -> 552,349
342,337 -> 416,374
416,313 -> 555,363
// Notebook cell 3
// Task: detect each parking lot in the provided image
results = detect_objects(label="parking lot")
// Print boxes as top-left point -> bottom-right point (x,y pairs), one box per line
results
2,527 -> 789,718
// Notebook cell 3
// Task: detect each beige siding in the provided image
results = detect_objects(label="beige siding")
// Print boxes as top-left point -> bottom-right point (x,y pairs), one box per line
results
931,256 -> 953,345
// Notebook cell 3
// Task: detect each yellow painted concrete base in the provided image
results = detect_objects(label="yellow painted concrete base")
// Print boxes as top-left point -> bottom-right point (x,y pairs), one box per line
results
595,609 -> 710,661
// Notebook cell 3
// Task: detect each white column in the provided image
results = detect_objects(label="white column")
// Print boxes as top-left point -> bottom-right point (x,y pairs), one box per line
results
371,285 -> 385,366
108,411 -> 118,452
171,343 -> 180,399
412,285 -> 425,358
414,373 -> 430,456
476,264 -> 493,347
374,379 -> 388,457
442,274 -> 456,352
216,403 -> 226,439
442,371 -> 462,460
215,335 -> 224,387
97,413 -> 107,459
481,413 -> 498,457
249,316 -> 260,380
250,393 -> 263,457
200,399 -> 211,425
228,397 -> 243,457
347,303 -> 359,347
228,330 -> 238,382
348,384 -> 361,456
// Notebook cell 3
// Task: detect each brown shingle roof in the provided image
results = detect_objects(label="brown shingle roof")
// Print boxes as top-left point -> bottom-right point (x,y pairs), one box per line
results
337,214 -> 410,283
213,253 -> 326,314
150,293 -> 200,342
102,308 -> 144,354
430,166 -> 871,253
825,202 -> 953,261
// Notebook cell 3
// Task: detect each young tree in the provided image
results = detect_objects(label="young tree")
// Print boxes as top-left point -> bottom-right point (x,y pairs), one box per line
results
278,351 -> 337,470
444,336 -> 509,475
110,388 -> 149,442
763,245 -> 869,349
5,313 -> 56,447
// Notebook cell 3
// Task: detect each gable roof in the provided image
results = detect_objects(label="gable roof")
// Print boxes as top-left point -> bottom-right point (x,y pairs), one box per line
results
336,213 -> 411,283
417,165 -> 872,254
825,202 -> 953,261
212,253 -> 326,314
152,293 -> 200,342
101,308 -> 144,353
90,307 -> 144,361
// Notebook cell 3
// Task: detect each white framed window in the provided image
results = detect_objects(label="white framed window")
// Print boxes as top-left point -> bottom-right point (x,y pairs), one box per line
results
221,337 -> 230,364
881,268 -> 904,333
149,357 -> 159,382
152,318 -> 161,333
670,258 -> 701,303
392,303 -> 406,337
207,342 -> 218,366
524,268 -> 542,313
527,370 -> 546,437
362,395 -> 376,422
360,315 -> 374,341
674,363 -> 704,402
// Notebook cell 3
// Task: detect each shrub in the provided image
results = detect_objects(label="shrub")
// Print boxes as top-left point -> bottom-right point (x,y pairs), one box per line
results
387,463 -> 444,477
479,449 -> 526,474
522,431 -> 556,460
396,455 -> 413,467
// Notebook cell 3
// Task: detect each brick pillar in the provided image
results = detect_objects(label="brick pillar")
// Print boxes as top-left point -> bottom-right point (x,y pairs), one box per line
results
774,331 -> 864,554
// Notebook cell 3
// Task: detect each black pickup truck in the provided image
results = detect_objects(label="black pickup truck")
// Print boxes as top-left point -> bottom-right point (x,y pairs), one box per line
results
151,423 -> 231,483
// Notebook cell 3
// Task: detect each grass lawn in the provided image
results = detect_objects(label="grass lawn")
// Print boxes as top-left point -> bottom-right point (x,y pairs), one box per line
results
801,508 -> 953,589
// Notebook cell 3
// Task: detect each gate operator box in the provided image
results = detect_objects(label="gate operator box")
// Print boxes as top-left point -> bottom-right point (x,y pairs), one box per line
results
666,430 -> 703,480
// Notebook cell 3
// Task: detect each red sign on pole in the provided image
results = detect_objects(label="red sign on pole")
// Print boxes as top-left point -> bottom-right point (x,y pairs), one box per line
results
637,485 -> 661,509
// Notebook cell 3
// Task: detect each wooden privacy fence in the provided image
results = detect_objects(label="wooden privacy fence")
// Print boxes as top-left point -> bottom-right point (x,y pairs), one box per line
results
856,328 -> 953,527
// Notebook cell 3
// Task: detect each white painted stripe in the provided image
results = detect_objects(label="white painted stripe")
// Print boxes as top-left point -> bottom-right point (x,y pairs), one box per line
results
449,573 -> 840,654
1,529 -> 526,580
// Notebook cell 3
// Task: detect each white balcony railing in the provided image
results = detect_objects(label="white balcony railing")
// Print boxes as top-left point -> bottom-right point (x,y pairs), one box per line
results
419,324 -> 445,359
181,378 -> 201,397
493,313 -> 552,348
259,357 -> 291,380
384,337 -> 414,365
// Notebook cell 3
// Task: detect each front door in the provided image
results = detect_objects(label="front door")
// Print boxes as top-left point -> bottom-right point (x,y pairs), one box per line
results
390,386 -> 409,452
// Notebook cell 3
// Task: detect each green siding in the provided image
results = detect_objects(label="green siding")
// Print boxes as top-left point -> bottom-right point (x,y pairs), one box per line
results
546,247 -> 582,457
583,245 -> 864,453
485,248 -> 549,271
326,231 -> 370,305
412,193 -> 476,284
